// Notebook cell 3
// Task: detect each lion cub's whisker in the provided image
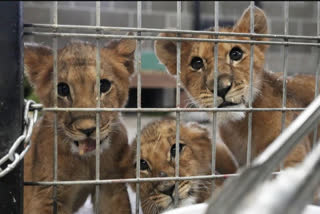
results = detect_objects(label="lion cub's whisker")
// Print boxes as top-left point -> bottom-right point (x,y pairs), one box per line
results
155,5 -> 313,170
24,35 -> 136,213
122,118 -> 238,214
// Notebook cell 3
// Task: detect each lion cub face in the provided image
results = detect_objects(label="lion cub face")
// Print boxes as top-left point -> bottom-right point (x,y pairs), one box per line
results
24,38 -> 136,155
125,119 -> 225,213
155,7 -> 269,122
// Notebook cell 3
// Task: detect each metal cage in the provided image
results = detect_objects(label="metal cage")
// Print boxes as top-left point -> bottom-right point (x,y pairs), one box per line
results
1,1 -> 320,214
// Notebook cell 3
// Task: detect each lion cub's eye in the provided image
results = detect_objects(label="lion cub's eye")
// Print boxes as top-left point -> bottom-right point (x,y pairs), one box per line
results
100,79 -> 112,93
57,82 -> 70,97
170,143 -> 185,158
229,47 -> 243,61
135,159 -> 149,171
190,57 -> 204,70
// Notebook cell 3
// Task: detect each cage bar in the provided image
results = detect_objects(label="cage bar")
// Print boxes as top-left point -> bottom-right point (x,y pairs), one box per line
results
280,1 -> 289,171
33,106 -> 307,112
313,2 -> 320,148
24,173 -> 240,186
135,2 -> 142,213
94,1 -> 101,213
173,1 -> 182,208
0,2 -> 23,214
211,0 -> 219,192
279,140 -> 320,214
246,1 -> 255,166
24,32 -> 320,47
280,2 -> 289,132
52,2 -> 58,213
205,95 -> 320,214
24,23 -> 320,41
23,171 -> 285,186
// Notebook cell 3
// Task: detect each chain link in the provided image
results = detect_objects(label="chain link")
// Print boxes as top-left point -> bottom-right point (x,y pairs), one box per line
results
0,99 -> 39,178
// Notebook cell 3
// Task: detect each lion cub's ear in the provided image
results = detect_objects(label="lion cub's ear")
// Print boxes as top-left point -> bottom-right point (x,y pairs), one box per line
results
234,6 -> 268,35
155,33 -> 191,75
24,43 -> 53,87
233,6 -> 269,52
105,32 -> 136,75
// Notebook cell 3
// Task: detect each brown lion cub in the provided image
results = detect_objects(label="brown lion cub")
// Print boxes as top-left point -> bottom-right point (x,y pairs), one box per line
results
24,38 -> 136,214
122,118 -> 238,214
155,6 -> 311,168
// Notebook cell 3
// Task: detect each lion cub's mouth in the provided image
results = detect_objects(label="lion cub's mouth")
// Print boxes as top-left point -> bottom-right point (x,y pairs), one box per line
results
218,101 -> 238,108
73,139 -> 103,155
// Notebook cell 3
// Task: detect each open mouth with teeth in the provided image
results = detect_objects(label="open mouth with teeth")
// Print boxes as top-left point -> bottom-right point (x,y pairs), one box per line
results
218,101 -> 238,108
73,139 -> 103,155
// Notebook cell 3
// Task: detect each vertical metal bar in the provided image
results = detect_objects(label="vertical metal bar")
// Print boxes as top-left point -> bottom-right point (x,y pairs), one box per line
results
313,2 -> 320,148
95,1 -> 101,213
211,1 -> 219,193
280,1 -> 289,170
135,2 -> 142,213
246,1 -> 255,166
281,2 -> 289,133
52,2 -> 58,213
0,2 -> 23,214
174,1 -> 182,208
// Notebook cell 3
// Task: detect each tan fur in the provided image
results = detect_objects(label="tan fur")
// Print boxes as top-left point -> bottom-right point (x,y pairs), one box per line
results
155,7 -> 311,167
275,72 -> 320,145
24,37 -> 136,214
274,73 -> 318,108
121,118 -> 238,214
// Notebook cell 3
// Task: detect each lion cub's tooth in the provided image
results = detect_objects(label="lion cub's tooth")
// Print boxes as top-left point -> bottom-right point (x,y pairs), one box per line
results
78,141 -> 87,155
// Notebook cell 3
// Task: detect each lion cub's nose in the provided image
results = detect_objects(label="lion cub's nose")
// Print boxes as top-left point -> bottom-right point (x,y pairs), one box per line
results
206,75 -> 232,98
79,128 -> 95,137
217,75 -> 232,99
218,84 -> 232,99
160,185 -> 175,196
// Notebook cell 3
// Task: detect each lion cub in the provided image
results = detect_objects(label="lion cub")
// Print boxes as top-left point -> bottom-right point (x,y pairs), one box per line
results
155,6 -> 311,168
24,38 -> 135,214
122,118 -> 238,214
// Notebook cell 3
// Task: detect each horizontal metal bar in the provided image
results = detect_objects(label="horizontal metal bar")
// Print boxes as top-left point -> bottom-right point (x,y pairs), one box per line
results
30,106 -> 306,112
24,23 -> 320,41
24,32 -> 320,47
24,171 -> 283,186
24,174 -> 238,186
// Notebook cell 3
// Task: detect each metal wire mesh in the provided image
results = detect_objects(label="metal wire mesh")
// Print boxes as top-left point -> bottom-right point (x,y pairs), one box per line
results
22,1 -> 320,214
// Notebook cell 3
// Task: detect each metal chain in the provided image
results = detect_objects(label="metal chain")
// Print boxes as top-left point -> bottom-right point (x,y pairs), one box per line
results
0,99 -> 39,178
